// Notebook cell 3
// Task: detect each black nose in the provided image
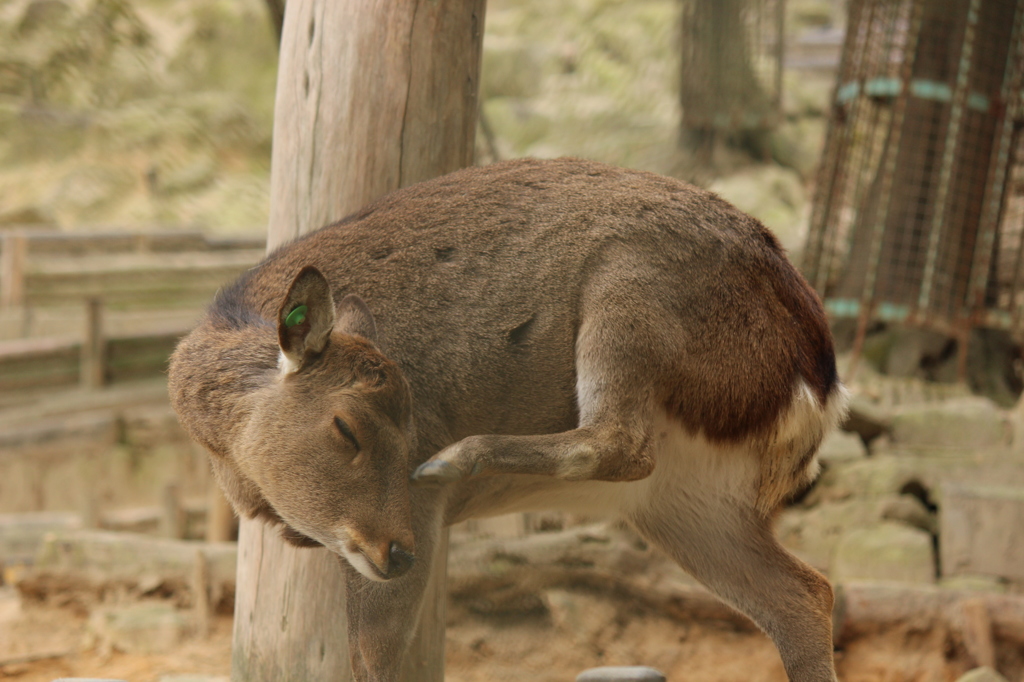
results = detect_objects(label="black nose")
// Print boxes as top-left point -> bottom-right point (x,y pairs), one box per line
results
388,542 -> 415,578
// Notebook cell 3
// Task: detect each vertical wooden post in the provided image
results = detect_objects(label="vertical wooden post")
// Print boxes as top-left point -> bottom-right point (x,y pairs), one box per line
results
206,478 -> 237,543
78,452 -> 100,529
231,1 -> 486,681
0,232 -> 27,309
81,297 -> 106,389
161,481 -> 186,539
193,548 -> 212,639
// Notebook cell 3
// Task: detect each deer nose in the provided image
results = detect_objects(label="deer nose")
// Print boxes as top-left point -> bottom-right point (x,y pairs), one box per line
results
387,541 -> 415,578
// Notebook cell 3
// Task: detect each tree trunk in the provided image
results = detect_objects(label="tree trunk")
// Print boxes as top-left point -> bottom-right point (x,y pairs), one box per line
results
231,1 -> 485,680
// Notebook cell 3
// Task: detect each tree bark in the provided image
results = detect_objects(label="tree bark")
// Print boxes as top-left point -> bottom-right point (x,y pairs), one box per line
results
231,1 -> 485,680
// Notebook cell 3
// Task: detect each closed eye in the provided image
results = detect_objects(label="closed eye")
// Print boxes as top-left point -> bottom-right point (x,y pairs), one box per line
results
334,416 -> 361,451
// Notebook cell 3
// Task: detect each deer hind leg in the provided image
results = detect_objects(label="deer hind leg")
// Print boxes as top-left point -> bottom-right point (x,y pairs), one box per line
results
628,428 -> 838,682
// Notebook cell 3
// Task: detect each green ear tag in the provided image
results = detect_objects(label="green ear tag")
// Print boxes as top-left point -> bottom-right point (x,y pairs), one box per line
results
284,305 -> 308,328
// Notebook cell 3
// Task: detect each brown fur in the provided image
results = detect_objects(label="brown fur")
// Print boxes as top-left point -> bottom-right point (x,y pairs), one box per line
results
169,158 -> 846,681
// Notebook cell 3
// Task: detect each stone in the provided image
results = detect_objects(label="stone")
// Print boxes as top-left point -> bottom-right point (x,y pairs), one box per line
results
87,602 -> 190,655
778,500 -> 881,572
769,117 -> 827,178
543,589 -> 618,645
938,575 -> 1007,594
879,495 -> 936,534
941,483 -> 1024,583
842,394 -> 892,444
0,512 -> 81,564
889,398 -> 1010,451
809,455 -> 918,504
779,495 -> 935,571
831,523 -> 935,584
818,429 -> 866,463
883,328 -> 952,378
954,667 -> 1009,682
31,529 -> 236,610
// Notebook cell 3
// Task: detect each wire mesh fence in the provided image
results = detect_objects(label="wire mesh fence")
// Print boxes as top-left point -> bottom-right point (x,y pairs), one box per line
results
803,0 -> 1024,370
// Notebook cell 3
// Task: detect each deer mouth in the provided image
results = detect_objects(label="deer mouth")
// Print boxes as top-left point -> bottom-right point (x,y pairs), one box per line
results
332,528 -> 414,581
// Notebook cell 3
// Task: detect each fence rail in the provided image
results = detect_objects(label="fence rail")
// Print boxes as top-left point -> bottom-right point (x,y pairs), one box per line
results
0,228 -> 266,396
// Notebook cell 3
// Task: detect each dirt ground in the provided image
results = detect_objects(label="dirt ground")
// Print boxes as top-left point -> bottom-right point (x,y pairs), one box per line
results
0,588 -> 994,682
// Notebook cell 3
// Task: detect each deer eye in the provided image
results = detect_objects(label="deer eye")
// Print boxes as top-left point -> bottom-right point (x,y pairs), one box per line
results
334,416 -> 361,451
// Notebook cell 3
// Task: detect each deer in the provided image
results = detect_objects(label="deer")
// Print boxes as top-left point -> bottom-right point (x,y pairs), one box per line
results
169,157 -> 848,682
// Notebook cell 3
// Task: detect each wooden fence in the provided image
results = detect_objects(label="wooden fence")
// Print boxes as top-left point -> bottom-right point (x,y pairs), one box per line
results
0,229 -> 264,399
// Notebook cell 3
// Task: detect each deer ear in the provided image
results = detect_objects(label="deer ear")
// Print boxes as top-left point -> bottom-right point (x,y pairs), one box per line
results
278,266 -> 335,374
335,294 -> 378,344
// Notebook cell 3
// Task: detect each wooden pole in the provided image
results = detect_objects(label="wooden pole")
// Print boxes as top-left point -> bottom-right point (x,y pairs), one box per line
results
161,481 -> 186,540
80,297 -> 106,389
206,476 -> 237,543
231,1 -> 486,680
0,233 -> 27,310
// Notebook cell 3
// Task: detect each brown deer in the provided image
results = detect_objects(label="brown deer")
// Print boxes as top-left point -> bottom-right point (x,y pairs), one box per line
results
169,157 -> 847,682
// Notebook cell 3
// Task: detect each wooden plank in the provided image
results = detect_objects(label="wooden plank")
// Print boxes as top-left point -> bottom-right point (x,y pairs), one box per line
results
0,409 -> 119,452
23,250 -> 264,308
0,326 -> 188,393
0,335 -> 79,392
21,230 -> 222,255
232,1 -> 485,680
106,331 -> 184,383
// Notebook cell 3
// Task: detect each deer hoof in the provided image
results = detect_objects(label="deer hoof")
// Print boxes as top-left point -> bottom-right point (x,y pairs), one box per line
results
411,460 -> 465,485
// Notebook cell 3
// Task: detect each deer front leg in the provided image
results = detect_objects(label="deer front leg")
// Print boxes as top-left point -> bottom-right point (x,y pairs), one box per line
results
411,420 -> 656,485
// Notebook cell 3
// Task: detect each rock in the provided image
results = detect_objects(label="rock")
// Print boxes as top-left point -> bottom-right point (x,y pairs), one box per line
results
818,429 -> 866,463
778,500 -> 879,571
778,495 -> 935,571
954,667 -> 1009,682
890,398 -> 1010,451
781,69 -> 834,118
577,667 -> 666,682
831,523 -> 935,584
883,328 -> 952,378
0,512 -> 81,565
842,393 -> 891,445
938,575 -> 1007,594
879,495 -> 936,534
809,455 -> 918,504
941,483 -> 1024,583
543,589 -> 618,645
87,602 -> 190,655
29,529 -> 236,611
769,117 -> 827,178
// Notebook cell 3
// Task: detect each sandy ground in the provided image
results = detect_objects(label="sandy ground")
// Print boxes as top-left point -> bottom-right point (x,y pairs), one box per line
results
0,584 -> 996,682
1,600 -> 787,682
